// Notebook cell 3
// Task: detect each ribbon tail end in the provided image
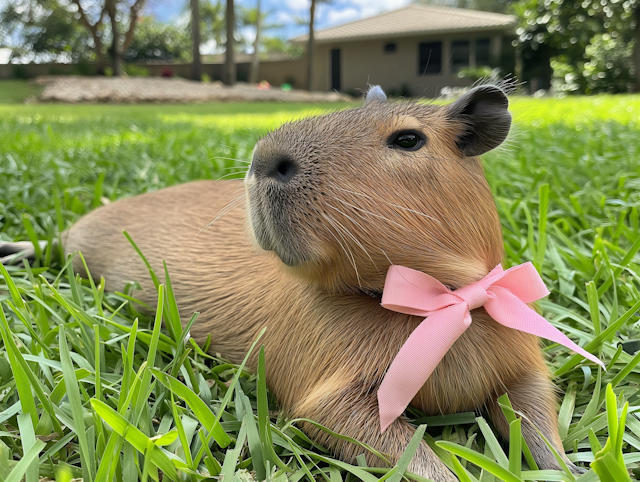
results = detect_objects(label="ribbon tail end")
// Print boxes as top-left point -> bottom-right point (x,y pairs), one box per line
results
582,352 -> 606,371
379,408 -> 394,434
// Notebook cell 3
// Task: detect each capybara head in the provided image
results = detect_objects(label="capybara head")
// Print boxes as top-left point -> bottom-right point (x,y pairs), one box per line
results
245,85 -> 511,295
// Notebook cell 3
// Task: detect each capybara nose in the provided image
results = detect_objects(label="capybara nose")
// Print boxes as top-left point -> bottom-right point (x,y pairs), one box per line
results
249,152 -> 298,183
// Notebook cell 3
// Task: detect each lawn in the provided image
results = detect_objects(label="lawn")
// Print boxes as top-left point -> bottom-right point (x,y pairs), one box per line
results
0,80 -> 44,104
0,90 -> 640,482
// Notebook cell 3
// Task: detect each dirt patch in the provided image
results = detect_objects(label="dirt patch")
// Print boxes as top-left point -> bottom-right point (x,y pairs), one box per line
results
34,76 -> 353,103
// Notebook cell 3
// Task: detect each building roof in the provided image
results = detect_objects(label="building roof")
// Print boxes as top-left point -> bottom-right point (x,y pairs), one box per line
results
292,5 -> 516,44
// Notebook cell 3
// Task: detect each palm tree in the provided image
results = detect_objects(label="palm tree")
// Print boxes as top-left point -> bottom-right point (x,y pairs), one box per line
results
305,0 -> 331,91
223,0 -> 236,85
242,4 -> 282,83
635,7 -> 640,92
191,0 -> 202,81
249,0 -> 261,84
305,0 -> 317,91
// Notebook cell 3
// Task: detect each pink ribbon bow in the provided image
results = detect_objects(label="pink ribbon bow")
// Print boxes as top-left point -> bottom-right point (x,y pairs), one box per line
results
377,262 -> 604,433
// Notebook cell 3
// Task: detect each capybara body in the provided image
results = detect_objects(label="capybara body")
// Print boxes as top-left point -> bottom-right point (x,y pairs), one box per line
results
61,86 -> 575,480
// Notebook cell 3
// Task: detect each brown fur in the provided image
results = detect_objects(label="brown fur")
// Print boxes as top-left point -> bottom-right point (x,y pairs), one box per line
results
62,94 -> 575,481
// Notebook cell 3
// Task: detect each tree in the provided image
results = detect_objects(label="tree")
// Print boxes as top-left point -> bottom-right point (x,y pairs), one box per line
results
124,16 -> 191,62
1,0 -> 200,74
1,0 -> 148,75
304,0 -> 332,91
191,0 -> 202,80
261,37 -> 303,57
0,0 -> 94,64
199,0 -> 226,51
636,8 -> 640,92
239,3 -> 284,83
223,0 -> 235,85
249,0 -> 261,83
514,0 -> 639,93
306,0 -> 317,91
72,0 -> 147,76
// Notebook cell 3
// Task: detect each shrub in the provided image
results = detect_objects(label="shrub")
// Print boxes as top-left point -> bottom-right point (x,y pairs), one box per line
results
551,34 -> 635,95
582,34 -> 634,94
124,64 -> 150,77
457,66 -> 500,83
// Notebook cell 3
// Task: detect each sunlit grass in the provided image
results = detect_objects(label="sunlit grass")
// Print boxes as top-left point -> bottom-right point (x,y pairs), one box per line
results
0,94 -> 639,481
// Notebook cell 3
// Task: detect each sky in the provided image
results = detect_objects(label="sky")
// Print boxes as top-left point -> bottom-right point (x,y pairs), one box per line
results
148,0 -> 413,42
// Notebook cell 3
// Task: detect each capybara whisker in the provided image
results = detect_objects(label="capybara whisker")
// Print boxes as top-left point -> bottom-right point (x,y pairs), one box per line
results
322,212 -> 362,287
210,156 -> 252,164
333,186 -> 441,224
196,191 -> 246,237
214,170 -> 250,181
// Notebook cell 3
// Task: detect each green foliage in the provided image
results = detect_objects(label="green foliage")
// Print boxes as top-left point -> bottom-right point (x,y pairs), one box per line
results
0,96 -> 640,480
261,37 -> 304,57
514,0 -> 638,94
124,16 -> 191,63
0,0 -> 94,63
457,66 -> 500,82
0,81 -> 43,104
582,34 -> 635,94
193,0 -> 293,56
551,35 -> 635,95
0,0 -> 155,73
197,0 -> 227,52
123,64 -> 151,77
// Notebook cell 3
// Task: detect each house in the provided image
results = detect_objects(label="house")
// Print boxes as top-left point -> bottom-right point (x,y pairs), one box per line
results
292,5 -> 517,97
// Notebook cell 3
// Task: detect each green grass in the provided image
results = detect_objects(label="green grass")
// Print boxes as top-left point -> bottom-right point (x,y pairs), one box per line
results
0,80 -> 44,104
0,95 -> 640,482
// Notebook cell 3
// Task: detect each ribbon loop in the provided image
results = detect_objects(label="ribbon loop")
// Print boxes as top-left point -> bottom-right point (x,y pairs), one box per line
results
377,262 -> 605,433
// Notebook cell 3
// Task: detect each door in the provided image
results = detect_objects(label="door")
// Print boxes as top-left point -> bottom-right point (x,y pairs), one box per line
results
331,48 -> 341,91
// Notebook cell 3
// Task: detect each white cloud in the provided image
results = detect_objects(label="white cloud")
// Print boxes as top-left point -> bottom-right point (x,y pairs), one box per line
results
275,10 -> 296,24
283,0 -> 309,12
343,0 -> 411,18
326,7 -> 359,26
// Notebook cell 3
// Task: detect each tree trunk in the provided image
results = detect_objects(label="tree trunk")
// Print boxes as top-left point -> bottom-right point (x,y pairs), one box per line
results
107,1 -> 122,76
224,0 -> 236,86
72,0 -> 107,75
635,6 -> 640,92
249,0 -> 261,84
306,0 -> 316,91
515,42 -> 523,89
191,0 -> 202,81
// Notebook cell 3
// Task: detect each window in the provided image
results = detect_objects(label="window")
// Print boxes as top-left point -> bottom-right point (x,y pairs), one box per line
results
451,40 -> 470,72
475,38 -> 491,66
418,42 -> 442,75
384,42 -> 397,53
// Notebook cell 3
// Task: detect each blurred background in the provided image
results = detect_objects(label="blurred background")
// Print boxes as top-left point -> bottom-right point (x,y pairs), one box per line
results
0,0 -> 638,98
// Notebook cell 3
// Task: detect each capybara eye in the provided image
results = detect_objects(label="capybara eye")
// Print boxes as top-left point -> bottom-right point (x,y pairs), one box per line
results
388,130 -> 426,151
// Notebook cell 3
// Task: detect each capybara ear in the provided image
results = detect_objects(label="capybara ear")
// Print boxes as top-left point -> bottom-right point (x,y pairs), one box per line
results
446,85 -> 511,157
365,85 -> 387,103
